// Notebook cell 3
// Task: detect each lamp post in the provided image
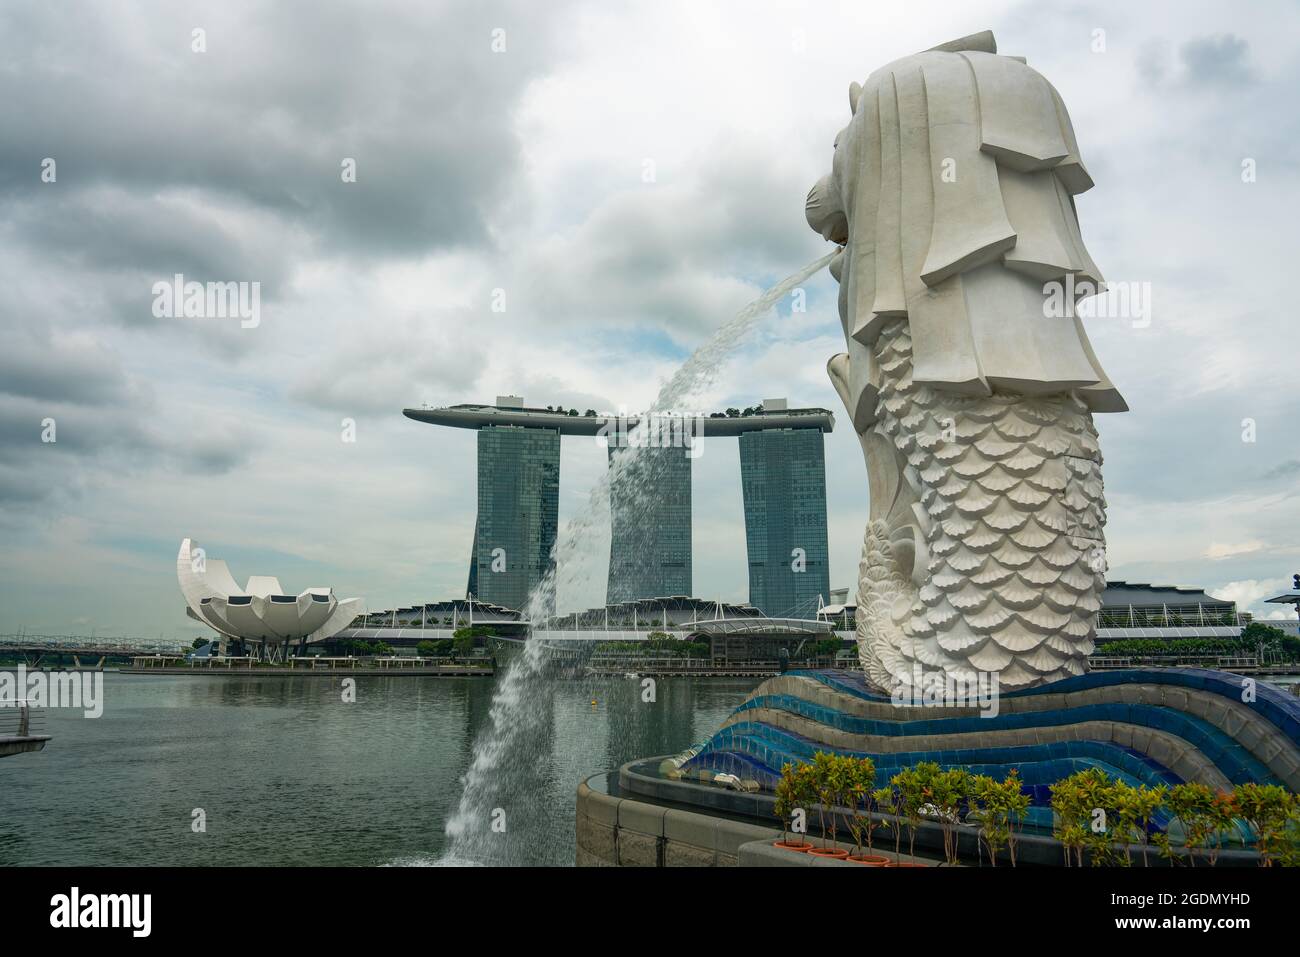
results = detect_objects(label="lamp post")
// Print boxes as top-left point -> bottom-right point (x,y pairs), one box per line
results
1263,573 -> 1300,624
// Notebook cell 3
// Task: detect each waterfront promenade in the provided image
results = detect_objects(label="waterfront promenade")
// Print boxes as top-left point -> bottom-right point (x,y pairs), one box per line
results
122,655 -> 495,676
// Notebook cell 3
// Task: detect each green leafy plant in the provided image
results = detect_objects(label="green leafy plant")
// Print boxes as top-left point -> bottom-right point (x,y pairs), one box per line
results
773,763 -> 802,846
925,767 -> 972,865
842,757 -> 877,857
1108,780 -> 1139,866
872,786 -> 902,857
771,754 -> 1300,868
1279,806 -> 1300,867
1002,772 -> 1031,866
1232,783 -> 1298,867
1166,783 -> 1234,867
1112,781 -> 1166,867
971,771 -> 1029,866
890,763 -> 935,860
1051,768 -> 1121,866
810,751 -> 853,849
773,761 -> 819,847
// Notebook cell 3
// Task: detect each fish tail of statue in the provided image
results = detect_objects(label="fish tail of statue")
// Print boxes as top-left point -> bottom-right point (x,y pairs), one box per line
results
849,318 -> 1106,693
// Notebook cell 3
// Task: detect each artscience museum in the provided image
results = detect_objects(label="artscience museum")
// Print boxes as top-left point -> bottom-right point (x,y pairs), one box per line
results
176,538 -> 362,660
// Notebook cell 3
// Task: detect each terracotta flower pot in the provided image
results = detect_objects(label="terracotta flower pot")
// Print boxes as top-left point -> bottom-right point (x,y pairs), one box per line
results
848,854 -> 891,866
773,840 -> 815,852
808,846 -> 851,859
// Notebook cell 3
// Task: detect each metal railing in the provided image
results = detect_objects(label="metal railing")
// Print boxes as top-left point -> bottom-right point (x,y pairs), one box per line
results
1094,608 -> 1244,629
129,654 -> 495,671
586,656 -> 851,673
1090,655 -> 1260,670
289,655 -> 492,670
0,701 -> 47,738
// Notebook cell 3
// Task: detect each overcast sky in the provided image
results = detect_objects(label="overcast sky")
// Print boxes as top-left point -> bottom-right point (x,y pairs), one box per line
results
2,0 -> 1297,640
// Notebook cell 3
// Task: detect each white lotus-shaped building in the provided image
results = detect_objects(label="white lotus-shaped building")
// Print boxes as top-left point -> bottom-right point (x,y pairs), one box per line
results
177,538 -> 362,657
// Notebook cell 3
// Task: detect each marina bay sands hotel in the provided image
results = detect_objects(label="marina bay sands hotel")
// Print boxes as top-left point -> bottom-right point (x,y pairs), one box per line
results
403,397 -> 834,619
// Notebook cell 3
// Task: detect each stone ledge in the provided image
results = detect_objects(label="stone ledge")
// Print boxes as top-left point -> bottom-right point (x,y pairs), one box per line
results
618,799 -> 667,837
616,829 -> 661,867
576,779 -> 622,826
664,840 -> 716,867
664,807 -> 719,849
576,814 -> 617,861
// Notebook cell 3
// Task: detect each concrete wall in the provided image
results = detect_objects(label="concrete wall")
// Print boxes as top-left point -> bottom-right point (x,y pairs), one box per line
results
576,778 -> 782,867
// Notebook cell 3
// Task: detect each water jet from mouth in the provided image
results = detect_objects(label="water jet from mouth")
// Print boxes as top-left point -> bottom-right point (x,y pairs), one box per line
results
441,250 -> 836,865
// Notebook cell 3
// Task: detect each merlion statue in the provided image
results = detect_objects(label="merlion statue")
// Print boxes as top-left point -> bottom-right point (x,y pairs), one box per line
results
805,31 -> 1127,692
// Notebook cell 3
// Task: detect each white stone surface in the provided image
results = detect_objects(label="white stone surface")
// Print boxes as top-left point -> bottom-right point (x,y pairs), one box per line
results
806,32 -> 1126,691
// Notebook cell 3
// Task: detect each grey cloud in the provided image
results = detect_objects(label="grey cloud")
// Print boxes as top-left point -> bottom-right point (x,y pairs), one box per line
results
1179,33 -> 1255,87
0,462 -> 55,510
1130,34 -> 1257,91
180,434 -> 255,476
1,1 -> 567,247
8,190 -> 296,303
1262,460 -> 1300,481
0,0 -> 571,517
522,138 -> 828,335
0,323 -> 134,405
1135,39 -> 1169,87
290,312 -> 491,414
0,389 -> 255,513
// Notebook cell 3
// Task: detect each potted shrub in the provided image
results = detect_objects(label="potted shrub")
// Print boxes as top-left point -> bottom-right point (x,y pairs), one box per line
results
873,785 -> 903,859
1167,782 -> 1234,867
772,762 -> 814,851
1051,768 -> 1118,867
972,769 -> 1019,868
926,767 -> 972,866
890,764 -> 931,861
794,764 -> 821,848
971,772 -> 1029,867
1231,783 -> 1297,866
1109,780 -> 1140,866
1000,771 -> 1030,866
807,752 -> 850,859
1113,781 -> 1167,867
844,757 -> 889,864
1082,769 -> 1125,867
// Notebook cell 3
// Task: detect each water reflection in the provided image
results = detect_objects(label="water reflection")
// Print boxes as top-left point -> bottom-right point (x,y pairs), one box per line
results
0,672 -> 757,867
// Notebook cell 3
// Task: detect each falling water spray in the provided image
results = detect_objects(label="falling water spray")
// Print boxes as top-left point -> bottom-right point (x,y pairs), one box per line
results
442,250 -> 835,863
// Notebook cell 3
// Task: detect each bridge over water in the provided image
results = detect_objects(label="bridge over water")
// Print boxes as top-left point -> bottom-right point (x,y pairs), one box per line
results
0,635 -> 185,669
